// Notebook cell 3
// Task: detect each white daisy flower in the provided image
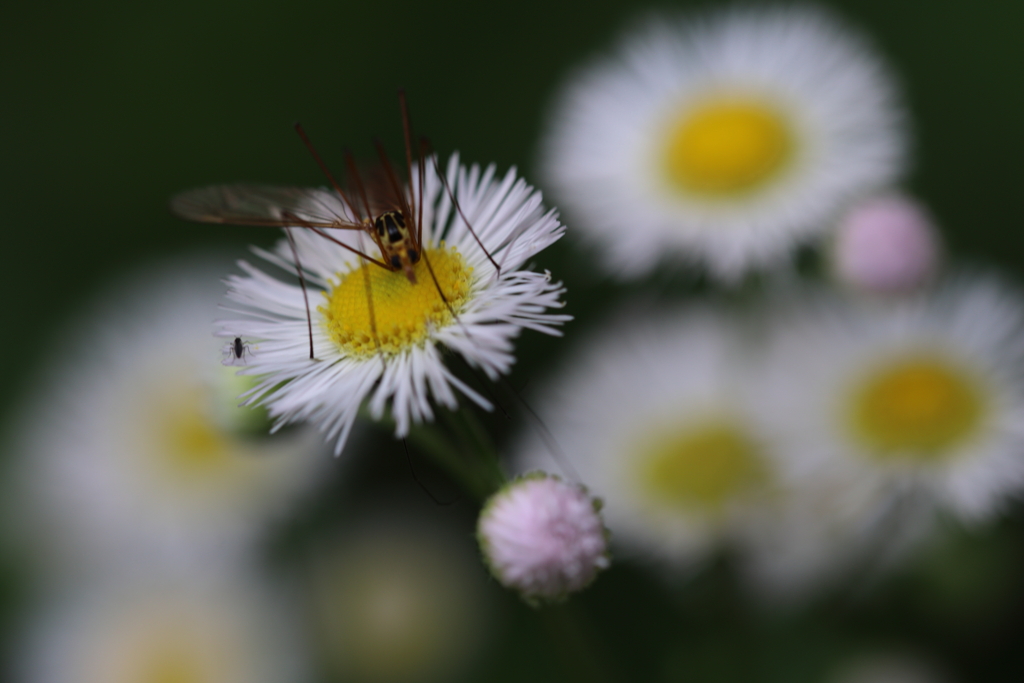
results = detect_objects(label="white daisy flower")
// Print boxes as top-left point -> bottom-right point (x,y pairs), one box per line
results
306,507 -> 493,683
751,275 -> 1024,529
15,574 -> 309,683
514,309 -> 777,570
477,472 -> 610,604
6,258 -> 327,576
219,155 -> 568,455
541,6 -> 907,281
740,278 -> 1024,601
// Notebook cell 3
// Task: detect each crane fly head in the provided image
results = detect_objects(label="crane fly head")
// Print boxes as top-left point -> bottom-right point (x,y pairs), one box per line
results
374,210 -> 421,284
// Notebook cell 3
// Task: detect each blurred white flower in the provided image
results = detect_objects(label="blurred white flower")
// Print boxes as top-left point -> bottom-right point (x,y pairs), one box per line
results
220,156 -> 568,456
514,309 -> 776,570
541,6 -> 906,282
306,508 -> 493,683
6,258 -> 327,577
735,472 -> 933,602
755,276 -> 1024,520
832,192 -> 941,294
478,473 -> 609,604
742,277 -> 1024,597
830,652 -> 952,683
15,573 -> 309,683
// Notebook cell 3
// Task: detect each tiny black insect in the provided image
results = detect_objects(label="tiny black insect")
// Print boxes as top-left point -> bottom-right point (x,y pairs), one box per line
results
222,336 -> 253,365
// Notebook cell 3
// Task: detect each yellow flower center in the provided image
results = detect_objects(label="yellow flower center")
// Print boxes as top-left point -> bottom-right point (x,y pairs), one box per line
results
159,386 -> 234,477
849,357 -> 985,460
638,421 -> 766,512
664,99 -> 792,196
138,646 -> 208,683
321,246 -> 473,358
104,620 -> 220,683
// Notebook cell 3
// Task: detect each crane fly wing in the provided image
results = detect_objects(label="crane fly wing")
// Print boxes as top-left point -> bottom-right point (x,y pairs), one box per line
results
170,184 -> 363,229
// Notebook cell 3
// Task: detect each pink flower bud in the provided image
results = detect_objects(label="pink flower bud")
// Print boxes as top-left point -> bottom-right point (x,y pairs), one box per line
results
832,193 -> 941,293
477,473 -> 609,604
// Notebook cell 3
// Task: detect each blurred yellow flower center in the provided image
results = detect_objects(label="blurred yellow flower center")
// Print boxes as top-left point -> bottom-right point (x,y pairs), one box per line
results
322,245 -> 473,358
849,357 -> 985,460
639,422 -> 766,511
160,387 -> 234,476
664,100 -> 792,195
139,646 -> 207,683
315,538 -> 479,682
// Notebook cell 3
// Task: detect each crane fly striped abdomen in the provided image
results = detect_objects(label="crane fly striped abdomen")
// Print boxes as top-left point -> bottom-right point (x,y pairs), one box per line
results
374,210 -> 420,283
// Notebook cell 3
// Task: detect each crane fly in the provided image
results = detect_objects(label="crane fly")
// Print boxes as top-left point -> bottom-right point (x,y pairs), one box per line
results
171,93 -> 498,361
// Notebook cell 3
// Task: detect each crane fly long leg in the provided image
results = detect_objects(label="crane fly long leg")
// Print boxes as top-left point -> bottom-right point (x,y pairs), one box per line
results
398,89 -> 420,246
402,438 -> 459,506
311,227 -> 390,270
284,227 -> 316,360
399,89 -> 415,191
278,212 -> 390,270
499,374 -> 582,483
293,122 -> 363,223
418,247 -> 482,355
374,139 -> 414,221
343,150 -> 386,256
417,137 -> 428,249
358,232 -> 382,355
450,352 -> 512,421
343,149 -> 373,220
428,148 -> 502,277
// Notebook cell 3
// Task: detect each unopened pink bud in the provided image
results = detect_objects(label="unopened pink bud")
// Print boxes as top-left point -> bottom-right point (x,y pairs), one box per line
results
477,473 -> 609,605
832,193 -> 941,293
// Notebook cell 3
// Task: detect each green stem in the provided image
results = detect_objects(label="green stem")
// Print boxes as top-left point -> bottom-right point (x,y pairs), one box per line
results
442,408 -> 507,490
402,407 -> 507,502
540,603 -> 616,683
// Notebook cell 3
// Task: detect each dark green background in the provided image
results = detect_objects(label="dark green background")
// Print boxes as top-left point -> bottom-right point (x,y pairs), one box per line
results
2,0 -> 1023,410
3,1 -> 1024,681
